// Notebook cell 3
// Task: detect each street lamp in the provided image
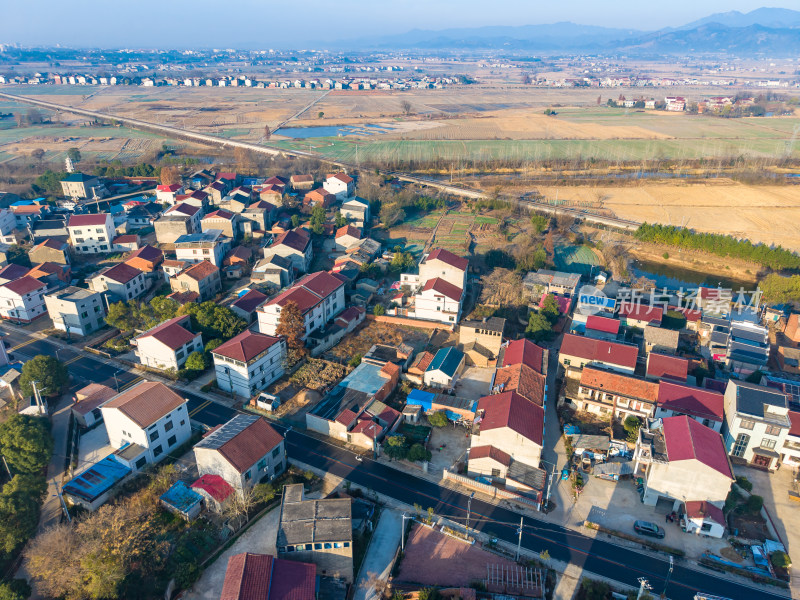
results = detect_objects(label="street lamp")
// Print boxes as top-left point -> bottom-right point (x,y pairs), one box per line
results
466,491 -> 475,531
400,513 -> 414,552
661,556 -> 674,598
112,370 -> 121,392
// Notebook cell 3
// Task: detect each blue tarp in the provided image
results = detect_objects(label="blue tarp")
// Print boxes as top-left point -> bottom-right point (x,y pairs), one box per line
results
63,455 -> 131,502
406,389 -> 435,410
160,481 -> 203,515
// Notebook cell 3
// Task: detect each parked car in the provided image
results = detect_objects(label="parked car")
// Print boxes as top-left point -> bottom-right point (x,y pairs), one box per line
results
633,520 -> 665,539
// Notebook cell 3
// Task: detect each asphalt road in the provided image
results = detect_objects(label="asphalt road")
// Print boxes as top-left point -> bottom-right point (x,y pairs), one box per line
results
4,326 -> 787,599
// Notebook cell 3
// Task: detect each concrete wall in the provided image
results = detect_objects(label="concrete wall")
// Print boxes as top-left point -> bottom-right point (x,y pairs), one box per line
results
642,461 -> 731,507
473,427 -> 541,470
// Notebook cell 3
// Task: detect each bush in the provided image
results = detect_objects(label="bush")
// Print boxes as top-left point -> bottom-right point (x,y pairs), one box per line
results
743,494 -> 763,514
662,252 -> 669,259
736,476 -> 753,492
0,579 -> 31,600
623,416 -> 641,443
348,354 -> 363,368
771,551 -> 791,569
407,443 -> 432,462
580,578 -> 610,600
173,561 -> 200,589
373,304 -> 386,316
185,351 -> 208,372
427,411 -> 449,427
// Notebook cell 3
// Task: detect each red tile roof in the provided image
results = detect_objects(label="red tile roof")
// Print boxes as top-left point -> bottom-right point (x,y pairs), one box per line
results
28,262 -> 67,279
586,315 -> 620,335
103,381 -> 186,428
657,381 -> 724,422
225,246 -> 253,265
166,203 -> 200,217
291,174 -> 314,183
421,277 -> 462,302
208,417 -> 283,474
619,303 -> 664,324
181,260 -> 219,281
336,409 -> 359,427
98,262 -> 142,284
502,339 -> 545,373
232,289 -> 268,313
268,286 -> 321,314
336,306 -> 365,326
191,474 -> 234,503
212,330 -> 282,363
273,229 -> 310,253
204,209 -> 236,221
72,383 -> 116,416
218,172 -> 237,181
559,333 -> 638,370
68,213 -> 110,227
646,352 -> 689,381
351,419 -> 383,439
221,553 -> 316,600
477,391 -> 544,446
113,234 -> 139,244
0,263 -> 30,281
425,248 -> 469,271
380,361 -> 401,379
684,500 -> 725,525
135,315 -> 198,351
166,290 -> 199,305
411,351 -> 435,373
32,238 -> 68,251
329,172 -> 354,184
469,445 -> 512,466
493,363 -> 546,406
126,244 -> 163,263
3,275 -> 45,295
295,271 -> 344,299
661,416 -> 733,479
157,184 -> 182,192
580,367 -> 659,403
790,411 -> 800,438
336,225 -> 361,239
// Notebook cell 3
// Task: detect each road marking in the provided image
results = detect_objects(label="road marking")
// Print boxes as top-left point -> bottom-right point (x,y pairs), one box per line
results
64,355 -> 82,366
189,400 -> 211,417
118,376 -> 143,392
10,338 -> 36,351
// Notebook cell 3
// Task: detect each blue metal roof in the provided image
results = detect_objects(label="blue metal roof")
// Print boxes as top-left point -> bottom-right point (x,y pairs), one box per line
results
63,455 -> 131,502
426,347 -> 465,377
10,200 -> 34,207
160,481 -> 203,514
407,389 -> 436,409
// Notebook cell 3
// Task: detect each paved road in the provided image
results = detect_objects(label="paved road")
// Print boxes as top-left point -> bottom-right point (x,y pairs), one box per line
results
353,509 -> 402,600
280,428 -> 787,600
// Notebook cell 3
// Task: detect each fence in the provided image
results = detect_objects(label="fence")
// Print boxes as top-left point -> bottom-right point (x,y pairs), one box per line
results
442,470 -> 540,509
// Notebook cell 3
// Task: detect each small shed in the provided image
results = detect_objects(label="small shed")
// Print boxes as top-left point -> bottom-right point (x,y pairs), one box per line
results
569,434 -> 611,461
160,481 -> 204,521
402,404 -> 422,423
423,347 -> 466,389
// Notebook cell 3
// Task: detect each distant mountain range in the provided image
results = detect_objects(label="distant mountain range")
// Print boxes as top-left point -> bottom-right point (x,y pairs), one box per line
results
341,8 -> 800,55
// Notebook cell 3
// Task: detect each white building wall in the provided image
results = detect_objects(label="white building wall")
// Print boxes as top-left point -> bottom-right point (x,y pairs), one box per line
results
135,335 -> 202,371
641,461 -> 731,507
213,341 -> 286,398
101,402 -> 191,465
68,215 -> 115,254
419,259 -> 466,290
413,289 -> 461,323
472,427 -> 541,470
195,440 -> 286,495
653,407 -> 722,433
0,287 -> 46,322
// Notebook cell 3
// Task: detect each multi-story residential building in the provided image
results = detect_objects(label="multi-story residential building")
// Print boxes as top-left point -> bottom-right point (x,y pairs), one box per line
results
558,333 -> 639,375
570,367 -> 659,422
458,316 -> 506,367
257,270 -> 345,340
303,189 -> 336,209
417,248 -> 468,290
170,260 -> 222,302
211,329 -> 286,398
634,416 -> 733,537
44,286 -> 105,336
60,173 -> 106,199
340,197 -> 370,228
522,269 -> 581,300
155,184 -> 184,205
89,263 -> 148,302
0,209 -> 19,245
155,203 -> 203,244
194,414 -> 286,494
101,381 -> 191,468
241,200 -> 274,233
201,209 -> 240,241
0,276 -> 47,322
262,229 -> 312,273
722,379 -> 791,470
780,411 -> 800,467
67,213 -> 115,254
654,381 -> 724,432
132,315 -> 203,371
277,483 -> 353,582
0,263 -> 29,285
323,172 -> 355,200
29,238 -> 70,265
174,230 -> 231,268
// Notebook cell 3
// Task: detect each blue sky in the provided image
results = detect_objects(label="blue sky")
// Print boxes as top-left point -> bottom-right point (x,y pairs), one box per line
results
0,1 -> 798,48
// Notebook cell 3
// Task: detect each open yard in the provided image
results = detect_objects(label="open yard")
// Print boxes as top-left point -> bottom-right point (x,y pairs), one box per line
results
329,321 -> 432,362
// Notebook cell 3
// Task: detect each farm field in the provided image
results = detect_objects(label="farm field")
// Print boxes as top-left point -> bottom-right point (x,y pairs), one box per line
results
539,182 -> 800,252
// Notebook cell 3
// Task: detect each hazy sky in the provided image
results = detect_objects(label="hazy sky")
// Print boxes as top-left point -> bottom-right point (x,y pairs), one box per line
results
1,1 -> 798,48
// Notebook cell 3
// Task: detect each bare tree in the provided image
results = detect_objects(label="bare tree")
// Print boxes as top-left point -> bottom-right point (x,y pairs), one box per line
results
264,124 -> 271,140
521,73 -> 532,85
400,100 -> 413,116
160,166 -> 181,186
30,148 -> 45,165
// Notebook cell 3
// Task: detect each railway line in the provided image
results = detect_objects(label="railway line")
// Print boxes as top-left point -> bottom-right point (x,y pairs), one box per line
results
0,90 -> 642,232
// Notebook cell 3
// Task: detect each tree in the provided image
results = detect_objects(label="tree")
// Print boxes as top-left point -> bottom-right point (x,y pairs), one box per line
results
159,165 -> 180,186
525,313 -> 553,342
379,203 -> 405,228
19,355 -> 68,398
0,475 -> 47,554
383,435 -> 408,461
623,416 -> 641,443
400,100 -> 413,116
530,213 -> 549,234
30,149 -> 45,165
105,300 -> 137,331
0,414 -> 53,474
5,245 -> 30,268
427,411 -> 449,427
66,147 -> 81,164
318,111 -> 324,119
178,302 -> 247,341
0,579 -> 31,600
745,495 -> 764,514
185,351 -> 207,372
540,294 -> 560,324
373,304 -> 386,316
310,204 -> 326,235
348,354 -> 362,367
407,444 -> 431,462
389,251 -> 416,274
543,230 -> 555,259
771,550 -> 791,569
173,562 -> 200,589
234,147 -> 254,172
264,124 -> 271,140
335,211 -> 347,228
521,73 -> 532,85
291,214 -> 301,228
275,300 -> 307,365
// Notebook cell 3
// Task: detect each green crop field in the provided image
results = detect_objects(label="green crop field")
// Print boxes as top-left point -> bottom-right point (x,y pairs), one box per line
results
554,245 -> 601,275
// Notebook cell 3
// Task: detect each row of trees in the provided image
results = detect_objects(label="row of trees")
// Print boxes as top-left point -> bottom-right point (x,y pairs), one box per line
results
634,223 -> 800,271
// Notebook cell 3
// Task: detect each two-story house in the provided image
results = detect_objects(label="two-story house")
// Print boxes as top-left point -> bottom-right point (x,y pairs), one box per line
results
133,315 -> 203,371
723,379 -> 791,470
323,172 -> 355,200
67,213 -> 115,254
0,276 -> 47,322
155,183 -> 184,205
571,367 -> 659,422
211,329 -> 286,398
194,414 -> 286,494
101,381 -> 191,468
155,203 -> 203,244
340,197 -> 370,228
61,173 -> 106,199
558,333 -> 639,375
174,229 -> 232,268
170,260 -> 222,302
44,286 -> 105,336
654,381 -> 724,432
262,229 -> 312,273
29,238 -> 70,265
257,270 -> 345,340
201,209 -> 240,241
90,263 -> 148,302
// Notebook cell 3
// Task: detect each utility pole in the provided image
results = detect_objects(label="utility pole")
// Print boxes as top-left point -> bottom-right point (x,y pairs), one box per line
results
53,478 -> 71,523
515,517 -> 524,561
660,556 -> 673,599
400,513 -> 413,553
1,455 -> 10,479
112,370 -> 120,392
466,492 -> 474,531
637,578 -> 652,600
31,380 -> 44,415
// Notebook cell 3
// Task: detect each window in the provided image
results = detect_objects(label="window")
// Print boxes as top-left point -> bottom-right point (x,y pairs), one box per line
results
167,435 -> 177,447
314,543 -> 322,550
122,430 -> 127,437
244,470 -> 252,481
765,425 -> 782,436
343,542 -> 350,548
149,430 -> 160,442
491,468 -> 501,477
272,447 -> 281,458
286,545 -> 295,552
739,419 -> 756,430
324,543 -> 332,549
152,445 -> 163,457
334,542 -> 342,548
164,421 -> 173,432
701,523 -> 713,532
761,438 -> 777,450
732,433 -> 750,457
563,359 -> 571,366
135,457 -> 147,469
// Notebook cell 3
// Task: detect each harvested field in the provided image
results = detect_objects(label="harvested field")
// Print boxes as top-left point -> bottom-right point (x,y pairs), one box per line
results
537,182 -> 800,252
396,523 -> 516,587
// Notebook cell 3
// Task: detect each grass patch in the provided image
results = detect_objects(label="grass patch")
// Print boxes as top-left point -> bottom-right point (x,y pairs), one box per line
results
583,521 -> 685,557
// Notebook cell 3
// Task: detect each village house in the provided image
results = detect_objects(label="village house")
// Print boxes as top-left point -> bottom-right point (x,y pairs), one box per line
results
634,416 -> 733,538
722,379 -> 791,470
334,225 -> 361,251
258,184 -> 283,205
262,229 -> 313,273
113,234 -> 141,252
0,276 -> 47,322
67,213 -> 115,254
618,303 -> 663,329
646,352 -> 689,382
161,259 -> 189,282
155,203 -> 203,244
522,269 -> 581,300
654,381 -> 724,432
498,338 -> 547,373
174,230 -> 231,268
0,263 -> 29,285
570,367 -> 659,422
558,333 -> 638,375
277,483 -> 353,582
61,173 -> 106,199
90,263 -> 148,302
132,315 -> 203,371
29,239 -> 70,265
458,317 -> 506,367
28,261 -> 70,289
323,172 -> 355,200
170,260 -> 222,302
582,315 -> 620,341
194,414 -> 286,494
212,329 -> 286,398
290,174 -> 315,191
202,209 -> 241,241
44,286 -> 105,337
340,197 -> 370,227
101,381 -> 192,468
303,189 -> 336,209
643,325 -> 680,355
190,474 -> 234,513
155,183 -> 184,205
71,383 -> 116,428
423,347 -> 466,389
124,245 -> 164,273
220,553 -> 316,600
242,199 -> 275,233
